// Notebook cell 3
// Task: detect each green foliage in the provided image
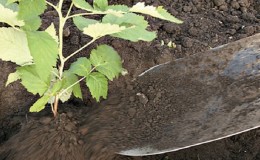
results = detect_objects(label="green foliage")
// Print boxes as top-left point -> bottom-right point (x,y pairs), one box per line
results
0,28 -> 32,65
90,45 -> 122,80
86,72 -> 108,101
0,0 -> 182,115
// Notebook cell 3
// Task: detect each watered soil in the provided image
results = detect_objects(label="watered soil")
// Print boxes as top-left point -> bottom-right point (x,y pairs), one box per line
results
0,0 -> 260,159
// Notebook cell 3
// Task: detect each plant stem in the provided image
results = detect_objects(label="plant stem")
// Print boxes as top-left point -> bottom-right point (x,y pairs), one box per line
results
53,96 -> 59,117
46,1 -> 57,10
52,0 -> 66,117
64,38 -> 96,62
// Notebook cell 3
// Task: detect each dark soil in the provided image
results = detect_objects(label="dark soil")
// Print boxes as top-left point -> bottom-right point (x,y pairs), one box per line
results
0,0 -> 260,160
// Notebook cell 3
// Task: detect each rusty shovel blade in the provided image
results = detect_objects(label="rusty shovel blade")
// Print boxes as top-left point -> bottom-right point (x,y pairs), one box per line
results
118,34 -> 260,156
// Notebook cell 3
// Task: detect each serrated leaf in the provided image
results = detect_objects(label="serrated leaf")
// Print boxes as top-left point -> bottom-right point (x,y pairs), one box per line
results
130,2 -> 183,24
63,71 -> 82,99
29,95 -> 50,112
102,13 -> 148,28
94,0 -> 108,10
72,0 -> 93,12
0,28 -> 32,65
86,72 -> 108,101
83,23 -> 126,39
73,16 -> 98,31
0,3 -> 24,26
5,71 -> 20,86
45,23 -> 58,43
106,5 -> 129,12
70,57 -> 92,77
26,31 -> 58,82
17,66 -> 50,95
112,26 -> 156,42
102,13 -> 156,42
18,0 -> 46,19
90,45 -> 122,80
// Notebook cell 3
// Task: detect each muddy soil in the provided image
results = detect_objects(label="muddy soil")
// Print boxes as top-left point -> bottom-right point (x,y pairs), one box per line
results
0,0 -> 260,159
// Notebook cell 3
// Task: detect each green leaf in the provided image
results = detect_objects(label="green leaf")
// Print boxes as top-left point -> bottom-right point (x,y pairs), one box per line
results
106,5 -> 129,12
6,0 -> 20,5
0,3 -> 24,26
59,89 -> 72,102
50,80 -> 63,95
29,95 -> 50,112
17,0 -> 46,30
5,71 -> 20,86
102,13 -> 148,28
93,0 -> 108,10
26,31 -> 58,82
90,45 -> 122,80
102,13 -> 156,42
86,72 -> 108,101
69,57 -> 92,77
83,23 -> 126,39
21,16 -> 41,31
0,28 -> 33,65
0,0 -> 19,11
45,23 -> 58,43
17,66 -> 50,95
18,0 -> 46,19
63,71 -> 82,99
112,26 -> 156,42
130,2 -> 183,24
73,16 -> 98,31
72,0 -> 93,12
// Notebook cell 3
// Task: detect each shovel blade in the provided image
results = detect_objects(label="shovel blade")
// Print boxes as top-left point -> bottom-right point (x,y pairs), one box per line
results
118,34 -> 260,156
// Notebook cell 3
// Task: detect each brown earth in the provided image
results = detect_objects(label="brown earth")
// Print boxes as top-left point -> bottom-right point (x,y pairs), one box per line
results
0,0 -> 260,159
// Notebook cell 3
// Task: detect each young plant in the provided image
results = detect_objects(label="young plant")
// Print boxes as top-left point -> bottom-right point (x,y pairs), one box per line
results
0,0 -> 182,117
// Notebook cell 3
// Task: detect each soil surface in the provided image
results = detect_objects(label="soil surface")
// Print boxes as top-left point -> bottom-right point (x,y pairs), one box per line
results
0,0 -> 260,160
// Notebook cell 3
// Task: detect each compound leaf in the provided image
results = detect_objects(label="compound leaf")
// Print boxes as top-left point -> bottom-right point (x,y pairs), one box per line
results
93,0 -> 108,10
73,16 -> 98,31
29,95 -> 50,112
86,72 -> 108,102
26,31 -> 58,82
130,2 -> 183,24
0,28 -> 33,65
17,65 -> 50,95
70,57 -> 92,77
83,23 -> 126,39
90,45 -> 122,80
0,3 -> 24,26
5,71 -> 20,86
72,0 -> 93,11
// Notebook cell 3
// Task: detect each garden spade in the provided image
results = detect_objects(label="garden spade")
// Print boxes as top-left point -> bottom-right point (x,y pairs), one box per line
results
115,34 -> 260,156
114,33 -> 260,156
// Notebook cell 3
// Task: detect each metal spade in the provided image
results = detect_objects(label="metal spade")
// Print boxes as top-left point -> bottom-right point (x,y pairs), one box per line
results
114,33 -> 260,156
